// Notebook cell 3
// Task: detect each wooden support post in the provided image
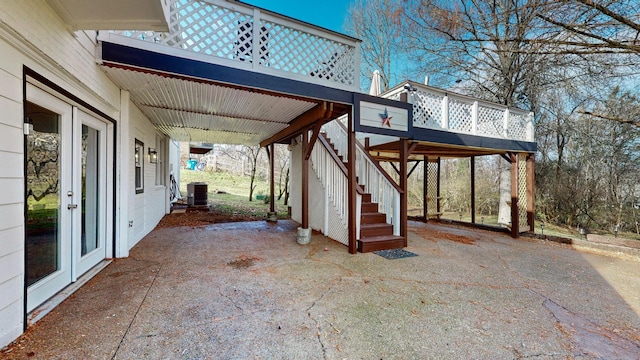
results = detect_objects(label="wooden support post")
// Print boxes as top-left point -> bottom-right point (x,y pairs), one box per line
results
527,154 -> 535,232
400,138 -> 408,245
269,143 -> 275,213
347,109 -> 357,254
437,157 -> 441,215
302,130 -> 309,229
423,155 -> 428,221
471,156 -> 476,224
510,153 -> 519,238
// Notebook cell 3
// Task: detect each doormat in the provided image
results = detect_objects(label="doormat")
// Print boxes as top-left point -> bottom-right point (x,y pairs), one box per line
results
373,249 -> 418,260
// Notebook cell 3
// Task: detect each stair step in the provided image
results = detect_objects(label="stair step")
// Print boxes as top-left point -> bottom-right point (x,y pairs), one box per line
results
357,235 -> 405,253
360,223 -> 393,237
360,212 -> 387,224
361,193 -> 371,203
361,202 -> 378,213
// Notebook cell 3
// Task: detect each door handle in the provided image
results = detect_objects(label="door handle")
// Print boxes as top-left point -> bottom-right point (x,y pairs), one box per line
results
67,204 -> 78,210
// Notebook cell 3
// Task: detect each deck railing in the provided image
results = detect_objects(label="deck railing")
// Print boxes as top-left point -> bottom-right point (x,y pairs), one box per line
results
322,119 -> 401,237
385,83 -> 534,142
98,0 -> 360,91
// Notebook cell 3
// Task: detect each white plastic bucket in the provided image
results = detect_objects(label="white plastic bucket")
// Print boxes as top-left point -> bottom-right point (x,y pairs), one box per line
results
297,227 -> 311,245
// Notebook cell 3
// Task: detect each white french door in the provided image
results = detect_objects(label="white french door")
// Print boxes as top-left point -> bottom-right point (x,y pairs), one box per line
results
73,110 -> 108,278
25,83 -> 108,312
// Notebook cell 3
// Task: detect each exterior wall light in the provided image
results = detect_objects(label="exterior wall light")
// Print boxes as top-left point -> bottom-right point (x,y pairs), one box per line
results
148,147 -> 158,164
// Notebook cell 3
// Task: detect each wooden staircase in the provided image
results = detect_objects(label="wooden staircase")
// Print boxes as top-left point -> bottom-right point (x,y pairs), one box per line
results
320,133 -> 405,253
358,192 -> 405,253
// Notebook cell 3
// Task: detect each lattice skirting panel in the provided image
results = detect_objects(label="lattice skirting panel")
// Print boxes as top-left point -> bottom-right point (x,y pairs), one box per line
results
426,161 -> 439,216
327,202 -> 349,246
517,155 -> 528,232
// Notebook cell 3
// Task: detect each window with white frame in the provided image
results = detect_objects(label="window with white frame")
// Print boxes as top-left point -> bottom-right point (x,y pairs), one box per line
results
155,135 -> 165,186
135,139 -> 144,193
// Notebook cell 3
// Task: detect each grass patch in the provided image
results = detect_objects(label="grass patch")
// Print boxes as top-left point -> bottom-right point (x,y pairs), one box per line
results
179,169 -> 289,219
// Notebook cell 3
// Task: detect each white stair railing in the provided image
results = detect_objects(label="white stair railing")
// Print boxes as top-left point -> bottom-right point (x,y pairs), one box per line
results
322,119 -> 348,157
309,134 -> 361,245
321,119 -> 401,237
355,147 -> 401,236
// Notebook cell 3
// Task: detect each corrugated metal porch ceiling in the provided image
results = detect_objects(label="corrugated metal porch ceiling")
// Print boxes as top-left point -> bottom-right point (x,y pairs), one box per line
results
102,66 -> 319,145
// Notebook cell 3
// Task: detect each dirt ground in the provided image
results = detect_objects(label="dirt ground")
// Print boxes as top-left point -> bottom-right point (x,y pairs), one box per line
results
155,206 -> 263,228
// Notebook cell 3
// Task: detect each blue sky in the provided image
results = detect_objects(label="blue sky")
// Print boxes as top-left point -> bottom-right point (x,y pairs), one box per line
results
241,0 -> 354,34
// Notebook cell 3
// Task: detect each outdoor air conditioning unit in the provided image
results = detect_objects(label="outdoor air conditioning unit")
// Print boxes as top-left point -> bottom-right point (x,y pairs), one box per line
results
187,182 -> 207,206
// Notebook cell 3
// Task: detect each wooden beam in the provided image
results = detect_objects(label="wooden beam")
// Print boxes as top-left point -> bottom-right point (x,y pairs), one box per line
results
304,121 -> 323,161
408,141 -> 419,156
367,145 -> 499,158
408,161 -> 420,178
471,156 -> 476,224
302,130 -> 309,229
347,109 -> 357,254
510,153 -> 519,238
423,156 -> 428,221
260,102 -> 327,147
400,138 -> 408,245
527,154 -> 535,232
269,143 -> 275,213
437,157 -> 441,215
389,161 -> 400,175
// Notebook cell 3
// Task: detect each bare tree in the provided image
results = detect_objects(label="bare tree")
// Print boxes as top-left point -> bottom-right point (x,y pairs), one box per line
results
345,0 -> 412,91
243,145 -> 262,201
536,0 -> 640,127
217,144 -> 263,201
537,0 -> 640,55
275,145 -> 289,201
400,0 -> 558,107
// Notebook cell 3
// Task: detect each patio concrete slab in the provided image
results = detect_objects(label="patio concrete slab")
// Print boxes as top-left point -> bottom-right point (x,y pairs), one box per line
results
2,220 -> 639,359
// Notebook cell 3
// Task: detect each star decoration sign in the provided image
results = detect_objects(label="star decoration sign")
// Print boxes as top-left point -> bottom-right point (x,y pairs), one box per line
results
379,108 -> 393,128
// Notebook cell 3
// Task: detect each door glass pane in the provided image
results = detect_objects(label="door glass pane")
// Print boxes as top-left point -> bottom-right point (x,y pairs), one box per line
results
81,125 -> 99,256
26,102 -> 61,286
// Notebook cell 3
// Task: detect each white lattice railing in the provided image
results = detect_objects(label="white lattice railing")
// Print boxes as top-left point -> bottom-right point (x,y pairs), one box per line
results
385,83 -> 534,142
98,0 -> 360,91
321,119 -> 401,237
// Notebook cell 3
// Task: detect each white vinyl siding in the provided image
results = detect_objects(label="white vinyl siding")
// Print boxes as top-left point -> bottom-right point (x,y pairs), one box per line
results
0,1 -> 168,348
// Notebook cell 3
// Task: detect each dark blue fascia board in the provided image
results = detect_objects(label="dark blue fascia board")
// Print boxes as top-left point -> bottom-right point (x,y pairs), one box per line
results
411,127 -> 537,153
100,42 -> 536,153
100,42 -> 356,105
353,92 -> 413,138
